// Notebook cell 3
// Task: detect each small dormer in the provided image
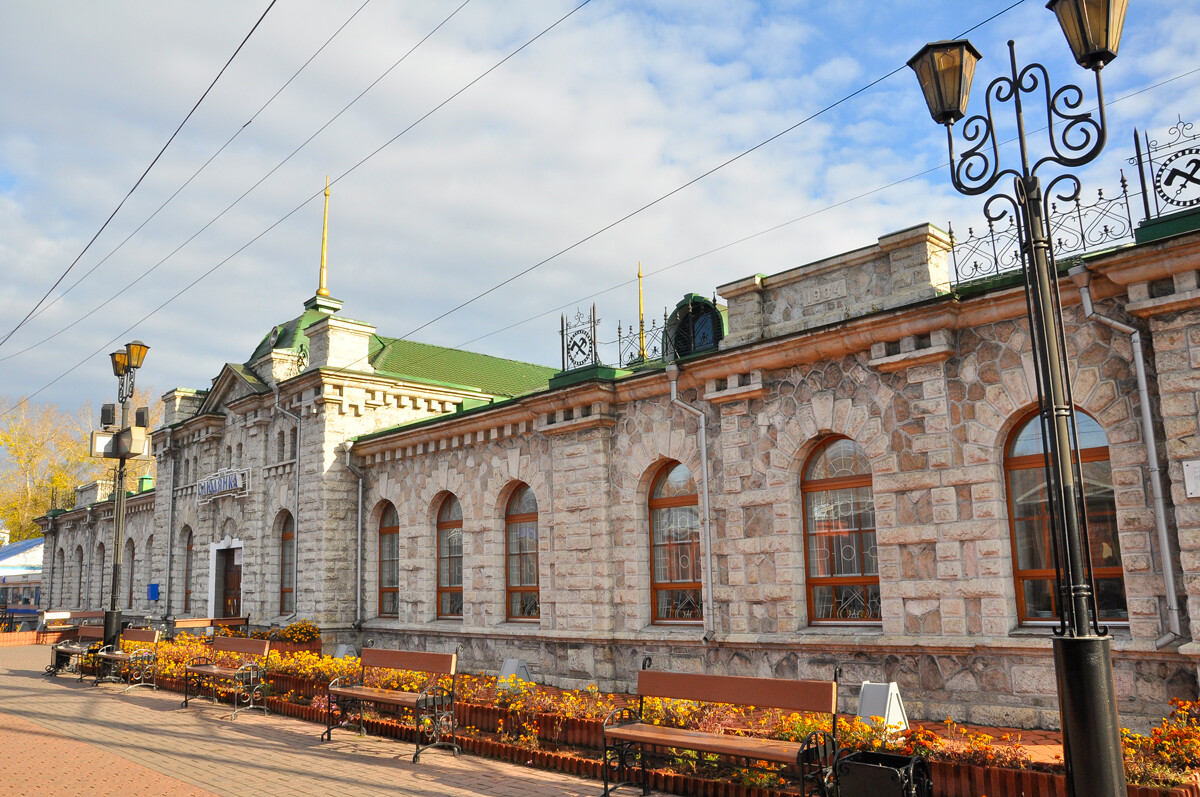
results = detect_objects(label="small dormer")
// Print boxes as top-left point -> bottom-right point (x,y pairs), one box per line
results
664,294 -> 727,360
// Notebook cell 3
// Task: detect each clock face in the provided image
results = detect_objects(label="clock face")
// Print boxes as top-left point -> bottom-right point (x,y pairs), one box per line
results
267,326 -> 281,347
1155,148 -> 1200,208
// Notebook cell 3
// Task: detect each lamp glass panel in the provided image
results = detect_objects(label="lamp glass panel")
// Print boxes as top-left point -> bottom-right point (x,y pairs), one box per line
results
910,41 -> 978,125
110,350 -> 128,377
1049,0 -> 1126,67
1107,0 -> 1127,59
958,46 -> 978,116
125,340 -> 149,369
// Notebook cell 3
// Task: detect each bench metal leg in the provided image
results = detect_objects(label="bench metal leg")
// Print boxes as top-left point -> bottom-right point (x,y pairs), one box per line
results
413,696 -> 459,762
601,738 -> 647,796
181,670 -> 196,708
45,648 -> 70,677
122,654 -> 157,693
231,669 -> 268,720
321,693 -> 364,740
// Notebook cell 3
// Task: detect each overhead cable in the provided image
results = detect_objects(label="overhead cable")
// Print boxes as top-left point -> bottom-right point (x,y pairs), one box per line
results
0,0 -> 278,352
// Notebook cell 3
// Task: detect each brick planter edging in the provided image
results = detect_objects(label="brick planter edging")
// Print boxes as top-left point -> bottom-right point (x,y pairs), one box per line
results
146,675 -> 1199,797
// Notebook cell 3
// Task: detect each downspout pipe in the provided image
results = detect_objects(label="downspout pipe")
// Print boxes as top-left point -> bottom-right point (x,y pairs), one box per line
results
85,506 -> 95,609
1070,264 -> 1182,647
345,442 -> 365,630
163,428 -> 175,621
664,363 -> 716,642
273,388 -> 301,624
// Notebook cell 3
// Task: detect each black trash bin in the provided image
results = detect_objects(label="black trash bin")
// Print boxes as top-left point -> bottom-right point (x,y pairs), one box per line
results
834,749 -> 932,797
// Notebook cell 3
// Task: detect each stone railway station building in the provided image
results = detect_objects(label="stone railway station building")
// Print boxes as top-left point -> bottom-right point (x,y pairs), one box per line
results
36,204 -> 1200,731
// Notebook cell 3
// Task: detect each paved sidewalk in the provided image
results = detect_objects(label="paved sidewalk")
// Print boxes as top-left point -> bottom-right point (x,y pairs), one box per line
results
0,644 -> 650,797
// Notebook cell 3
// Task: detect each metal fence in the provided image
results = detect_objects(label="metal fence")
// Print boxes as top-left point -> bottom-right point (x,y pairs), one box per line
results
949,117 -> 1198,288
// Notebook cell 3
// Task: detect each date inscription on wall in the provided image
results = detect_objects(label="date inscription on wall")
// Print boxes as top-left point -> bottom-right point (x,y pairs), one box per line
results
803,279 -> 847,307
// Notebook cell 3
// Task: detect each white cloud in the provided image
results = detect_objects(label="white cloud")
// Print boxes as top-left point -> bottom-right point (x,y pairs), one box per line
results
0,0 -> 1195,417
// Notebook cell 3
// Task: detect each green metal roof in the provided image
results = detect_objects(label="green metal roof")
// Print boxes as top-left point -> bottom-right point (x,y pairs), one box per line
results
246,308 -> 329,364
368,336 -> 555,398
243,304 -> 553,399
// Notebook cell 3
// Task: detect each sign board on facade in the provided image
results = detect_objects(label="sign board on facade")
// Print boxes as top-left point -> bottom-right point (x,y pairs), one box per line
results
197,468 -> 251,505
1183,460 -> 1200,499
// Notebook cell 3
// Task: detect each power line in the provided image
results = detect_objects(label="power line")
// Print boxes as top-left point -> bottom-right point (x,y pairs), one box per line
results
0,1 -> 278,352
12,1 -> 1186,416
0,0 -> 592,417
390,0 -> 1031,343
333,64 -> 1197,383
1,0 -> 469,365
24,0 -> 374,329
0,0 -> 1034,411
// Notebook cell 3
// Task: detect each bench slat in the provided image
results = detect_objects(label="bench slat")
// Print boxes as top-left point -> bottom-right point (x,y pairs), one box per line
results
637,670 -> 837,714
329,684 -> 419,708
606,723 -> 807,765
120,628 -> 159,644
360,648 -> 456,676
172,616 -> 249,630
186,664 -> 239,678
212,636 -> 270,657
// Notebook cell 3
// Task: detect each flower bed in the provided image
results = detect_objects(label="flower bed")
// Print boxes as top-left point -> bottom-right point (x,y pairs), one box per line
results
120,632 -> 1200,797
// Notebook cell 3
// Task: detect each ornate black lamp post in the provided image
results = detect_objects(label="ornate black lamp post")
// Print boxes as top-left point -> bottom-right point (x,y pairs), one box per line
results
909,2 -> 1128,796
104,339 -> 149,648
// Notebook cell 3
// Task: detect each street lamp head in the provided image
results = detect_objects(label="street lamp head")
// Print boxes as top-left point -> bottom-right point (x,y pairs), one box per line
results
1047,0 -> 1128,70
908,39 -> 982,126
125,340 -> 149,370
110,349 -> 128,378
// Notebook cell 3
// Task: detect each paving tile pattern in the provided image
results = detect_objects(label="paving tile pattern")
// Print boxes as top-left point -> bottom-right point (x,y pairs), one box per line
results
0,645 -> 656,797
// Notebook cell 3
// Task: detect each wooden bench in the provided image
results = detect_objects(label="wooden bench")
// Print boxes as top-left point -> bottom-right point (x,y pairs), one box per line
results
169,616 -> 249,637
181,636 -> 271,719
95,627 -> 161,692
322,647 -> 459,761
602,666 -> 841,796
42,609 -> 105,634
47,624 -> 106,679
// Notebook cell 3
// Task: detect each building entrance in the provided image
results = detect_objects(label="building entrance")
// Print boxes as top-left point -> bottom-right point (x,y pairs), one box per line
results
217,547 -> 242,617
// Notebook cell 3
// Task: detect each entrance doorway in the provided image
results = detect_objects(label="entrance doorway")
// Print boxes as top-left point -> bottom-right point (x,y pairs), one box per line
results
217,547 -> 242,617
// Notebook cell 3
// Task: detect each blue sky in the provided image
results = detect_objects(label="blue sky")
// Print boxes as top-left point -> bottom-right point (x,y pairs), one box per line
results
0,0 -> 1197,415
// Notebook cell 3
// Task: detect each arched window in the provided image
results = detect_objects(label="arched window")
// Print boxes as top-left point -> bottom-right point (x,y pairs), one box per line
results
225,445 -> 233,469
289,427 -> 298,460
235,443 -> 243,468
1005,411 -> 1125,623
125,539 -> 136,609
505,485 -> 539,621
802,438 -> 879,623
279,512 -> 295,613
664,295 -> 725,359
183,528 -> 194,613
145,535 -> 154,600
95,543 -> 106,607
649,462 -> 702,623
54,549 -> 65,606
74,546 -> 84,607
437,495 -> 464,619
277,431 -> 286,463
379,502 -> 399,617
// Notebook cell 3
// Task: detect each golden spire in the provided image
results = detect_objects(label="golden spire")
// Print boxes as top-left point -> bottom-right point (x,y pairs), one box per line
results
638,262 -> 647,359
317,175 -> 331,297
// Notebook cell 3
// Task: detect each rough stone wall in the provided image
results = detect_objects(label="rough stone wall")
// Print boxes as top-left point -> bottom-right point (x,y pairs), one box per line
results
1147,305 -> 1200,641
721,225 -> 952,348
346,293 -> 1188,728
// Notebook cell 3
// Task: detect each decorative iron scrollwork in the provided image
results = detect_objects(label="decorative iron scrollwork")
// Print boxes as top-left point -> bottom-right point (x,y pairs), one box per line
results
560,306 -> 599,370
